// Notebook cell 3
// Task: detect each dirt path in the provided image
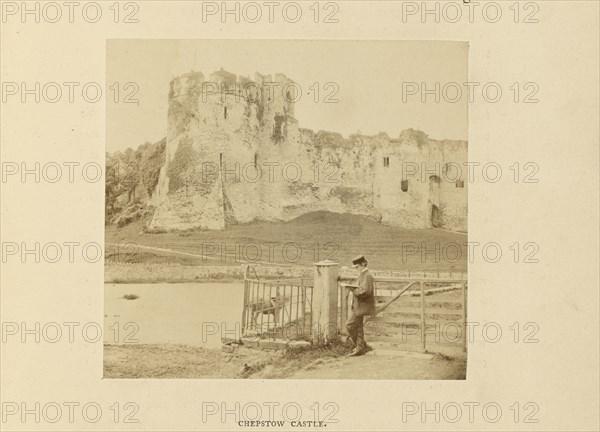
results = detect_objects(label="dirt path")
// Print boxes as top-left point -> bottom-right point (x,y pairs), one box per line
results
106,242 -> 222,262
286,350 -> 466,380
106,242 -> 300,268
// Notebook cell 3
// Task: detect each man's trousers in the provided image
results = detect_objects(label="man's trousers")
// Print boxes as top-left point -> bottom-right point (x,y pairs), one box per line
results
345,310 -> 366,352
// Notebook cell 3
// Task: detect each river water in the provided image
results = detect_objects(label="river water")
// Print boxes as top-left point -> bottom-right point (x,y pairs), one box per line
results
104,282 -> 244,348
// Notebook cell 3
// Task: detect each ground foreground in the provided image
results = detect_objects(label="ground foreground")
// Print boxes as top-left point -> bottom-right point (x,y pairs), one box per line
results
103,343 -> 466,380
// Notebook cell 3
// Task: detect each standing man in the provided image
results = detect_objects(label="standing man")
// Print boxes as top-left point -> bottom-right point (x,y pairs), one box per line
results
344,255 -> 376,356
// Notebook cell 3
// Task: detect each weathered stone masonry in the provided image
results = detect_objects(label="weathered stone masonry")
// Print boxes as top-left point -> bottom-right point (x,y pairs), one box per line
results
149,69 -> 467,232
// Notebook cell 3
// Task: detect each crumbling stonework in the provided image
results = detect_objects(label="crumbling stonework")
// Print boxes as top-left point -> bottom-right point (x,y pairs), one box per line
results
149,69 -> 467,232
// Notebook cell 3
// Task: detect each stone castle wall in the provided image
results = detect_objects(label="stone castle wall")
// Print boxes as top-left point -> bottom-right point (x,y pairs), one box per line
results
149,70 -> 467,232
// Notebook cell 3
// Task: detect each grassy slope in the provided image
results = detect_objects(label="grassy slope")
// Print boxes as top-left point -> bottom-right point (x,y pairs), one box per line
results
106,211 -> 467,271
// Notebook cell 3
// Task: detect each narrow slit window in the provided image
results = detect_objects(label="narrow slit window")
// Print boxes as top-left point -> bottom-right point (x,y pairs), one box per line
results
224,106 -> 227,119
383,157 -> 390,167
401,180 -> 408,192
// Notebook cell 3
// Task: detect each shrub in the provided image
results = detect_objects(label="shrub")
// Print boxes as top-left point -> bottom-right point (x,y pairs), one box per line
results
113,203 -> 154,228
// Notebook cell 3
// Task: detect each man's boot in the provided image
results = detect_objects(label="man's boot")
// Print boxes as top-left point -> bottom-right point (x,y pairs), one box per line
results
347,348 -> 365,357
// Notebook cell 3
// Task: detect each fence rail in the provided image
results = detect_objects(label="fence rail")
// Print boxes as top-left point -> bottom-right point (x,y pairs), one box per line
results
369,270 -> 466,279
241,275 -> 313,339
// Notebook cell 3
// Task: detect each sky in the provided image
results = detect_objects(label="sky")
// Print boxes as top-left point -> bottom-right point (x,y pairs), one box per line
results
106,39 -> 468,153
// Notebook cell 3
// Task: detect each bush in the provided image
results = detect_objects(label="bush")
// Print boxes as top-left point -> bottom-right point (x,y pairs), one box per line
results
105,138 -> 166,224
142,225 -> 168,234
113,203 -> 154,228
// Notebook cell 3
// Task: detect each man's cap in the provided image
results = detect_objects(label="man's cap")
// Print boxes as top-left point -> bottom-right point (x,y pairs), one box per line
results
351,255 -> 368,267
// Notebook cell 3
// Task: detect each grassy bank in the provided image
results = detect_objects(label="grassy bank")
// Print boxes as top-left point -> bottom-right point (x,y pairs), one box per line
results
105,211 -> 468,272
103,341 -> 348,379
104,261 -> 313,284
105,262 -> 244,284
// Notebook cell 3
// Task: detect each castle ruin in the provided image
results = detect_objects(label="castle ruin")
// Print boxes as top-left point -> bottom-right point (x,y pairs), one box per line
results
148,69 -> 468,232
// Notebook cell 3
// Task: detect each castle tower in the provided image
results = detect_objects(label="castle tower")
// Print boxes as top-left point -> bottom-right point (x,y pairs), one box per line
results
149,69 -> 300,231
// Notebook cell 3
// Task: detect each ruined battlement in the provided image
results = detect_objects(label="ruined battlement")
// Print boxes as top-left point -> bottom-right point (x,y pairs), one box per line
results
150,70 -> 467,232
169,69 -> 296,107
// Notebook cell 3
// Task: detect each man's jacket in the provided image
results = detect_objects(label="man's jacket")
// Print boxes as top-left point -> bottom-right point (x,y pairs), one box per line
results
351,269 -> 376,316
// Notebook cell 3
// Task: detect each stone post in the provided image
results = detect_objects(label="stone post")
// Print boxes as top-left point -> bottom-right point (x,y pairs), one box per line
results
312,260 -> 339,344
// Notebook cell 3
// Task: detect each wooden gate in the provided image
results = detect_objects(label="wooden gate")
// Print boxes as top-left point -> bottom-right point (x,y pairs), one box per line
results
241,267 -> 314,340
339,275 -> 467,355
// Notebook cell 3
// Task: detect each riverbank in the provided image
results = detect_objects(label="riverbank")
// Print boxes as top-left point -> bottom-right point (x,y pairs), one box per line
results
103,342 -> 466,379
103,342 -> 348,379
104,340 -> 352,379
105,262 -> 312,283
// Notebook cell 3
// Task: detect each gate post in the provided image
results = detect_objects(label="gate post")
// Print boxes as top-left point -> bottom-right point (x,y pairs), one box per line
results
312,260 -> 339,344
